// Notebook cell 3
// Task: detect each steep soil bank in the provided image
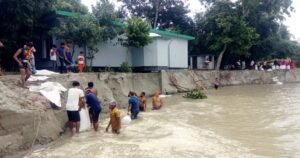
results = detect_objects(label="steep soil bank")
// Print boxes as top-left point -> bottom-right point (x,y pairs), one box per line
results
161,70 -> 300,93
1,70 -> 300,157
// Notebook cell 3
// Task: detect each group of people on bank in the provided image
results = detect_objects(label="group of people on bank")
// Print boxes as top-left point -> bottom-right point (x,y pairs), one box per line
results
66,80 -> 163,135
49,41 -> 86,73
12,41 -> 85,88
224,59 -> 297,71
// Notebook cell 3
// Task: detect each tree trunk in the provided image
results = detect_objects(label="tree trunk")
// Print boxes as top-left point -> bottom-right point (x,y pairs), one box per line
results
89,56 -> 94,72
153,0 -> 159,28
215,45 -> 227,70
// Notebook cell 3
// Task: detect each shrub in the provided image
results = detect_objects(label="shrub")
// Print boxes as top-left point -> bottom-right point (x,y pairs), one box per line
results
119,62 -> 132,72
183,90 -> 207,99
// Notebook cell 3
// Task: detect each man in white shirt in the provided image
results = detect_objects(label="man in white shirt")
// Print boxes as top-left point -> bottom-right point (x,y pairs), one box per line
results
66,81 -> 85,134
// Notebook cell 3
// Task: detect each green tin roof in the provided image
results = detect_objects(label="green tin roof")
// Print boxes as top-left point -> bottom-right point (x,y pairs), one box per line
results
55,10 -> 195,40
150,29 -> 194,40
55,10 -> 77,17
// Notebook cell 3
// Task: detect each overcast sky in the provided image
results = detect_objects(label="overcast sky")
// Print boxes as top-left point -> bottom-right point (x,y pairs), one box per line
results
81,0 -> 300,40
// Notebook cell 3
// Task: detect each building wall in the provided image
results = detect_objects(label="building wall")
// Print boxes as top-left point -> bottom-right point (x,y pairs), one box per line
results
143,39 -> 158,66
156,38 -> 169,67
52,36 -> 189,69
131,47 -> 144,67
93,40 -> 128,67
169,38 -> 188,68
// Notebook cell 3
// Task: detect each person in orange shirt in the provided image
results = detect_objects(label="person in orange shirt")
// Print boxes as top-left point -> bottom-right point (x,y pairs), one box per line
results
106,101 -> 121,134
77,51 -> 85,73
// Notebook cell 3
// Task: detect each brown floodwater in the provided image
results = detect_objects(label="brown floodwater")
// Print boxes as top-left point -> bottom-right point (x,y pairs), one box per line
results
25,84 -> 300,158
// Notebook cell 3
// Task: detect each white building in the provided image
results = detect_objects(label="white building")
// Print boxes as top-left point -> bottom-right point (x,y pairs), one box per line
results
39,10 -> 195,72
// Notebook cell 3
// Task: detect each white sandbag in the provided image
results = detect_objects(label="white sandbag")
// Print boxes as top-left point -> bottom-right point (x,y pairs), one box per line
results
40,89 -> 62,107
28,85 -> 42,92
28,76 -> 49,82
40,82 -> 67,92
29,82 -> 67,107
122,115 -> 131,124
159,94 -> 172,98
79,108 -> 91,132
35,69 -> 59,76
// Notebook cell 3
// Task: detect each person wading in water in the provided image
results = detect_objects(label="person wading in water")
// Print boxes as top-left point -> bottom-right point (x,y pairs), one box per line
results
152,90 -> 163,110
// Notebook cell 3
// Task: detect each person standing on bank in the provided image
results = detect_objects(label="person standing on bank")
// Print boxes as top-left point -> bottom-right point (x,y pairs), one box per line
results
50,45 -> 57,71
64,41 -> 73,73
57,43 -> 65,73
128,91 -> 140,120
77,51 -> 85,73
13,42 -> 33,88
85,91 -> 102,131
66,81 -> 85,134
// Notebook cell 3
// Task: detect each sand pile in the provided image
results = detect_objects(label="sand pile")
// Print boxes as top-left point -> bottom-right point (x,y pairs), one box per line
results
0,72 -> 161,157
0,76 -> 67,157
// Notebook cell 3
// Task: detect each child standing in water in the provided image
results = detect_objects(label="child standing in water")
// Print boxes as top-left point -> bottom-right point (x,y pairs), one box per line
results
214,78 -> 220,90
77,51 -> 85,73
106,101 -> 121,134
152,90 -> 163,110
139,92 -> 147,112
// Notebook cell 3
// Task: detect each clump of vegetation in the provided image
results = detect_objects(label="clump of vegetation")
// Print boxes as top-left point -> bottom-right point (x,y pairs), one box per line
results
183,90 -> 207,99
104,66 -> 114,72
119,62 -> 132,72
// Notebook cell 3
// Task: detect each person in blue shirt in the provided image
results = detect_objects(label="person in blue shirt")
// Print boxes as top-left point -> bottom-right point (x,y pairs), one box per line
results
86,91 -> 102,131
127,91 -> 139,120
57,42 -> 65,73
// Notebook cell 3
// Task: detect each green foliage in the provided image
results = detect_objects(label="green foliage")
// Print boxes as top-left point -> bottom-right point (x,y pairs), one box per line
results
50,16 -> 103,48
92,0 -> 121,41
184,90 -> 208,99
104,66 -> 114,72
196,0 -> 299,68
0,0 -> 53,70
196,1 -> 258,53
195,0 -> 258,69
53,0 -> 89,14
121,17 -> 152,48
119,0 -> 193,32
119,62 -> 132,72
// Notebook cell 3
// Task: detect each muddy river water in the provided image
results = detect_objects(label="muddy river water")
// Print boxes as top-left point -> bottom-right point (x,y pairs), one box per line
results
25,84 -> 300,158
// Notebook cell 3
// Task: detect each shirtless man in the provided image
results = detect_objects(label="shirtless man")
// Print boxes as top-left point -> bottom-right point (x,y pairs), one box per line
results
13,42 -> 33,88
139,92 -> 147,112
85,82 -> 98,96
152,90 -> 163,110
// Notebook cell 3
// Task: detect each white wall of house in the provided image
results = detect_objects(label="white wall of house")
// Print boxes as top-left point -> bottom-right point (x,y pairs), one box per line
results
92,40 -> 128,67
53,35 -> 189,69
131,47 -> 144,67
169,38 -> 188,68
156,38 -> 169,67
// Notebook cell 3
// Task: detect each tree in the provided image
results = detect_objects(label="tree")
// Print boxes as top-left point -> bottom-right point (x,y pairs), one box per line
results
51,0 -> 122,71
92,0 -> 122,41
53,0 -> 89,14
122,17 -> 153,48
119,17 -> 152,63
195,0 -> 258,70
0,0 -> 53,70
236,0 -> 297,60
118,0 -> 193,32
197,0 -> 299,68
